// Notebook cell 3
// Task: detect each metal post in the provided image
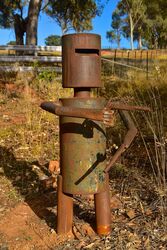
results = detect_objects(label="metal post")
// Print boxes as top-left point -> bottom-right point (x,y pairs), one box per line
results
57,175 -> 73,234
94,175 -> 111,235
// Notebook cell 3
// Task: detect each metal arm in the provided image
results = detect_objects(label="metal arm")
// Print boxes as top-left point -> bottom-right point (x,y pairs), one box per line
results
104,110 -> 137,173
41,101 -> 110,122
40,101 -> 150,122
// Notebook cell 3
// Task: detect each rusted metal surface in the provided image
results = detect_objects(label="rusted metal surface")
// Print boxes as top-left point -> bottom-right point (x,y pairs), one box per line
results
41,100 -> 108,122
94,176 -> 111,235
106,100 -> 151,112
57,175 -> 73,234
62,33 -> 101,88
74,88 -> 91,98
60,98 -> 107,195
105,110 -> 138,173
40,100 -> 149,123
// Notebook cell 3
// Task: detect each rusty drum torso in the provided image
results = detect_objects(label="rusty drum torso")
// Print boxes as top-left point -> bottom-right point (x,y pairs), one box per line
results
60,98 -> 107,195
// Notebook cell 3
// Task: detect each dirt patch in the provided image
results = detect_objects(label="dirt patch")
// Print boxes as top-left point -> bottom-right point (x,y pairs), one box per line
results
0,193 -> 73,250
0,81 -> 42,128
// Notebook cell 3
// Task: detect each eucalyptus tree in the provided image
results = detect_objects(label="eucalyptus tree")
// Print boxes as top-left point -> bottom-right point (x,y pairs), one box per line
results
0,0 -> 28,45
106,8 -> 122,48
111,0 -> 167,49
0,0 -> 42,45
46,0 -> 104,34
45,35 -> 62,46
26,0 -> 42,45
143,0 -> 167,49
0,0 -> 105,45
117,0 -> 146,50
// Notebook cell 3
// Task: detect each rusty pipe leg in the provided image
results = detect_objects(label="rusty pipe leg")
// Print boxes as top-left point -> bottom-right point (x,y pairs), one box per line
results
57,175 -> 73,234
94,182 -> 111,235
74,88 -> 91,98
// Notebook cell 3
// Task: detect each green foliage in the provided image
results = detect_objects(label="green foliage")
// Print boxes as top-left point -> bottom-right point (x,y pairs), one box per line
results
0,0 -> 104,45
0,0 -> 27,28
106,8 -> 122,48
143,0 -> 167,48
46,0 -> 104,34
118,0 -> 146,49
7,40 -> 16,45
112,0 -> 167,49
38,70 -> 57,82
45,35 -> 62,46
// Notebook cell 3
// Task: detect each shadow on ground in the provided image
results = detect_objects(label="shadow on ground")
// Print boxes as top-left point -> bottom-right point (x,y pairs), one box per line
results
0,146 -> 57,229
0,146 -> 95,231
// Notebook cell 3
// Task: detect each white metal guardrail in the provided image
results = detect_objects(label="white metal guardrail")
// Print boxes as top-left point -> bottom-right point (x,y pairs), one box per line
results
0,45 -> 62,53
0,45 -> 62,72
0,65 -> 62,73
0,56 -> 62,63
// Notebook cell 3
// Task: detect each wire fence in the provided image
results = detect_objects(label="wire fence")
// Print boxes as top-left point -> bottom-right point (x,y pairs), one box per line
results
101,49 -> 167,79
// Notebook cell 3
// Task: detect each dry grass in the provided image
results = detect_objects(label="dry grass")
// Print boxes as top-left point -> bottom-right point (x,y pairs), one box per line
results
102,49 -> 167,60
0,64 -> 167,248
101,60 -> 167,227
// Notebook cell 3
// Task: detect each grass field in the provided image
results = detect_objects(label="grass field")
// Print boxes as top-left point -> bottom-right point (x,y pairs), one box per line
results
101,49 -> 167,60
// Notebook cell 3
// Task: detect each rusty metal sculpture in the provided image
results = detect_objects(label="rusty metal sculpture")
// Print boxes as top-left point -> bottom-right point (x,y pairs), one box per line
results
41,33 -> 150,236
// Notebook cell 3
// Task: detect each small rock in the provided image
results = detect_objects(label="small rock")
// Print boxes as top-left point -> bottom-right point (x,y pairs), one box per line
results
49,160 -> 60,173
126,209 -> 136,219
50,229 -> 56,234
2,115 -> 10,121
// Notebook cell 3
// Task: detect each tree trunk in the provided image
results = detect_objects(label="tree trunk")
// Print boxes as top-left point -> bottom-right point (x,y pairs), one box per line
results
138,33 -> 142,50
117,30 -> 120,49
26,0 -> 42,45
60,19 -> 68,35
14,14 -> 27,45
129,13 -> 134,50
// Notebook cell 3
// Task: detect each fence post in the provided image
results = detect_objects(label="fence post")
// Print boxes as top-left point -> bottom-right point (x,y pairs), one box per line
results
146,50 -> 149,79
135,50 -> 137,67
114,49 -> 117,61
127,50 -> 130,65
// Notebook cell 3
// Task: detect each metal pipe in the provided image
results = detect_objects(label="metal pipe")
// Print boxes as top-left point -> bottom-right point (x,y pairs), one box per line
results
74,88 -> 91,98
57,175 -> 73,234
106,101 -> 151,112
40,101 -> 150,123
94,176 -> 111,235
41,101 -> 104,121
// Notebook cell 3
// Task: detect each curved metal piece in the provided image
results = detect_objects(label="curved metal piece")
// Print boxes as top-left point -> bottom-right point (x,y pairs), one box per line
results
104,110 -> 138,173
40,101 -> 62,114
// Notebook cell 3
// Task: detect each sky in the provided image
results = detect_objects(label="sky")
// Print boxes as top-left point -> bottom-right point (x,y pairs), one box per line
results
0,0 -> 130,48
